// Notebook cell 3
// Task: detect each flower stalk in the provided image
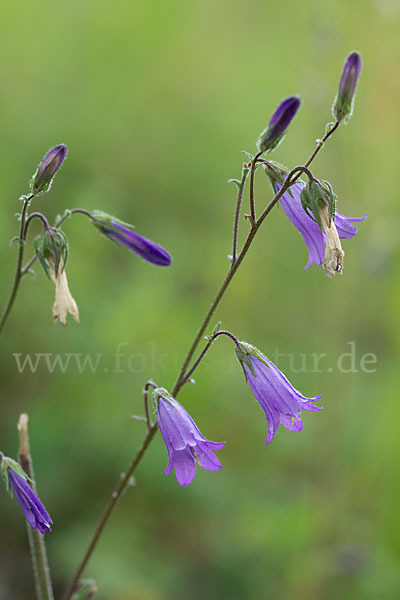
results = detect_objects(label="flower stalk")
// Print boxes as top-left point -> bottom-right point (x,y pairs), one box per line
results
0,195 -> 33,336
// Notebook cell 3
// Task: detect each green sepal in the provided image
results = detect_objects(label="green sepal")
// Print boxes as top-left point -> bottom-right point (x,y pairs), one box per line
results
228,178 -> 241,189
91,210 -> 135,242
71,579 -> 98,600
211,321 -> 222,336
34,229 -> 69,278
0,456 -> 32,495
241,151 -> 254,162
235,341 -> 271,380
10,236 -> 24,247
262,161 -> 291,191
300,180 -> 334,230
152,387 -> 173,412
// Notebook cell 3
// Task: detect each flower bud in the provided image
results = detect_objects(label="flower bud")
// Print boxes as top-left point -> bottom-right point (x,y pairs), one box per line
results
91,211 -> 172,266
333,52 -> 362,123
0,453 -> 52,535
31,144 -> 67,195
257,96 -> 301,153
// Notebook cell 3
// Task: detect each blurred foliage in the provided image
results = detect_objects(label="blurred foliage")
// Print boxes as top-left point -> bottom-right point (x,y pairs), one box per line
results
0,0 -> 399,598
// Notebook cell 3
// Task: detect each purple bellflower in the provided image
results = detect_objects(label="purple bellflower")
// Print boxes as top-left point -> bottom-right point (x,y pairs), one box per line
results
235,342 -> 321,444
271,176 -> 366,276
154,388 -> 225,486
31,144 -> 68,195
258,96 -> 301,153
91,211 -> 172,266
333,52 -> 362,123
0,455 -> 52,535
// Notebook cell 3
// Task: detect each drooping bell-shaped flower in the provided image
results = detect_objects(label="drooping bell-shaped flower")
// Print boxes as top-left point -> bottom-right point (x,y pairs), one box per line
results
0,454 -> 52,535
91,211 -> 172,266
31,144 -> 68,195
154,388 -> 225,486
264,165 -> 367,276
235,342 -> 321,444
257,96 -> 301,153
333,52 -> 362,123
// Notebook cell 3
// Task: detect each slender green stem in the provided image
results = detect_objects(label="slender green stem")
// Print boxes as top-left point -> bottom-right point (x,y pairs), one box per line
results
64,127 -> 339,597
291,121 -> 339,183
231,170 -> 248,264
18,414 -> 54,600
0,197 -> 32,336
249,151 -> 264,223
143,381 -> 157,430
183,329 -> 240,383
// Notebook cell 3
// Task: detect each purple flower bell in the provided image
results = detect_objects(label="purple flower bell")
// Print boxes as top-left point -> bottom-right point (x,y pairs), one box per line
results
235,342 -> 321,444
154,388 -> 225,486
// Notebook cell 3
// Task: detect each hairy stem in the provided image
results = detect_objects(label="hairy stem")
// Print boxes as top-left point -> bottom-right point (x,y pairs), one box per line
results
249,151 -> 264,223
0,196 -> 32,336
231,171 -> 248,264
18,414 -> 54,600
183,329 -> 240,383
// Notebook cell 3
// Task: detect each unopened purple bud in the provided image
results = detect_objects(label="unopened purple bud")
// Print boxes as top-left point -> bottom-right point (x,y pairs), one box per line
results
257,96 -> 301,153
0,455 -> 52,535
31,144 -> 68,195
91,211 -> 172,266
333,52 -> 362,123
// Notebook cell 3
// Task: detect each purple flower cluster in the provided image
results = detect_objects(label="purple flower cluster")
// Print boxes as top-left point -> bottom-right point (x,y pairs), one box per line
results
155,337 -> 322,486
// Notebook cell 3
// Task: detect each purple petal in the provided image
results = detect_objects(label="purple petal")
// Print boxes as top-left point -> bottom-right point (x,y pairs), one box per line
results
265,402 -> 280,444
275,182 -> 325,269
162,451 -> 174,475
173,449 -> 197,486
108,221 -> 172,266
301,400 -> 323,412
335,212 -> 367,239
196,441 -> 224,471
280,414 -> 303,432
338,52 -> 362,98
245,358 -> 302,417
157,401 -> 194,451
8,470 -> 52,534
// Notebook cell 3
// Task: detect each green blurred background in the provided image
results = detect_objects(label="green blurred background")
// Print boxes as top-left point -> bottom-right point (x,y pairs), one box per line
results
0,0 -> 399,598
